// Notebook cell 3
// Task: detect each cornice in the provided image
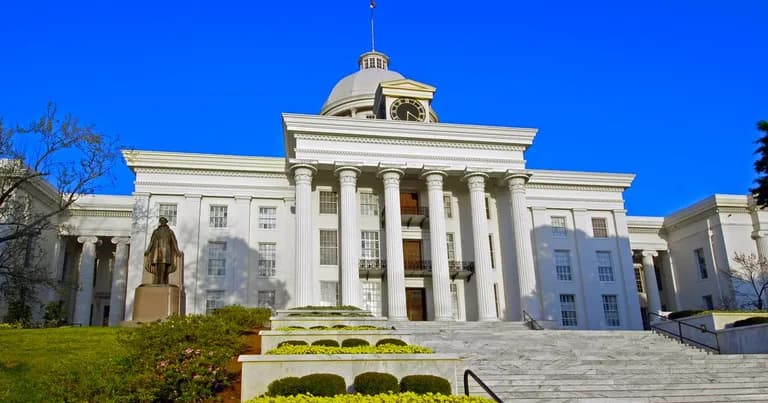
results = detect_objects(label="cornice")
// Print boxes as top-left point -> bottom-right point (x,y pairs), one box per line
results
293,133 -> 526,152
526,183 -> 625,193
122,150 -> 286,174
527,169 -> 635,189
664,194 -> 750,229
135,181 -> 294,193
67,209 -> 132,218
133,167 -> 288,179
297,148 -> 525,167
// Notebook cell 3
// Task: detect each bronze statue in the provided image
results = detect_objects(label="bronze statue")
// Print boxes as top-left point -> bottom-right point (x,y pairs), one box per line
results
143,217 -> 183,285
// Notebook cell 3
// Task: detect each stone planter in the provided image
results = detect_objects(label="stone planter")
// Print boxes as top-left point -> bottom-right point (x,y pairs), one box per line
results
270,315 -> 389,329
260,329 -> 413,352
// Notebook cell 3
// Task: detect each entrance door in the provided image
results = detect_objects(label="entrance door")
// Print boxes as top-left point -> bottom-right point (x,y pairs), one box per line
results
400,192 -> 419,215
403,240 -> 422,271
406,288 -> 426,321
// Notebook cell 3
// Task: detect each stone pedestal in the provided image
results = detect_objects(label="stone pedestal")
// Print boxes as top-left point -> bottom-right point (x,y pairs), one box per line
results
133,284 -> 181,322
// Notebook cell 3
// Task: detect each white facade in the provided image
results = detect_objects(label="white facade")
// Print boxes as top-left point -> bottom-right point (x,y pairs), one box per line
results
6,50 -> 764,329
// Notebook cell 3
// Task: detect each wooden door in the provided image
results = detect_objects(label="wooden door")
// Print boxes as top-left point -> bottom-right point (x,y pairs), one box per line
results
406,288 -> 426,321
400,192 -> 419,214
403,240 -> 422,271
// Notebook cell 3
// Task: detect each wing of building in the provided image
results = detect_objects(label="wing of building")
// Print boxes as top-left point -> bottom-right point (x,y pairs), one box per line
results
7,50 -> 767,328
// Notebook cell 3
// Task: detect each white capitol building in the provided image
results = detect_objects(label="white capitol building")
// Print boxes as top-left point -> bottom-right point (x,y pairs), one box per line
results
13,50 -> 768,329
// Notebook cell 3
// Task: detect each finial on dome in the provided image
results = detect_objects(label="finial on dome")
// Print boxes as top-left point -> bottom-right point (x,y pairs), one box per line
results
358,51 -> 389,71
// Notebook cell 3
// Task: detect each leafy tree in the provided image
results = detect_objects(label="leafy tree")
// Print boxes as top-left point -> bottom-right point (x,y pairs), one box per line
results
750,120 -> 768,206
721,253 -> 768,310
0,103 -> 119,322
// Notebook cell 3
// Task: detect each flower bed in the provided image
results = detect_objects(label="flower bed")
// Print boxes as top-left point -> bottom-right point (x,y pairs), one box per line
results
246,392 -> 493,402
266,344 -> 432,355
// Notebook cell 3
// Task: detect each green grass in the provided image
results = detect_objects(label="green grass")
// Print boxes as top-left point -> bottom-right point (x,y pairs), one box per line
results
0,327 -> 125,402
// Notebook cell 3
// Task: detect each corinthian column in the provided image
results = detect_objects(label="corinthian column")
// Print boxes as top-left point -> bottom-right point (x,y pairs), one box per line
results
380,169 -> 407,320
641,250 -> 662,315
464,173 -> 498,321
292,164 -> 317,307
505,172 -> 541,320
75,236 -> 100,326
108,237 -> 130,326
336,167 -> 361,307
423,171 -> 453,321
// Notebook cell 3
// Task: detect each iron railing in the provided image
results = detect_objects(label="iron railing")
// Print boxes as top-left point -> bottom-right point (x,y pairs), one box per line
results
463,369 -> 503,402
400,206 -> 429,216
648,311 -> 720,353
522,310 -> 543,330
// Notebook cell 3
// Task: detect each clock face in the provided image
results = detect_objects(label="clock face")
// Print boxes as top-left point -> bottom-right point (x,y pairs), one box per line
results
390,98 -> 427,122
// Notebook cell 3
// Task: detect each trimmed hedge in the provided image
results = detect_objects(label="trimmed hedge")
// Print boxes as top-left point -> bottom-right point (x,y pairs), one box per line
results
267,377 -> 303,396
400,375 -> 451,395
247,392 -> 494,402
277,340 -> 308,347
312,339 -> 341,347
668,310 -> 706,320
732,316 -> 768,328
353,372 -> 398,395
266,344 -> 432,355
299,374 -> 346,397
341,338 -> 370,347
211,305 -> 271,330
376,338 -> 407,346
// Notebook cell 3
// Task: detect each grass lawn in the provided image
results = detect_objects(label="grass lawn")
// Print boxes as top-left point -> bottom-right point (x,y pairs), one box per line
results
0,327 -> 125,402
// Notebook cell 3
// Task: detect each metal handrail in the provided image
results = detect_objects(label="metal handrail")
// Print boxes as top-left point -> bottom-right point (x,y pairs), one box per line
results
522,310 -> 543,330
647,311 -> 720,353
464,369 -> 503,403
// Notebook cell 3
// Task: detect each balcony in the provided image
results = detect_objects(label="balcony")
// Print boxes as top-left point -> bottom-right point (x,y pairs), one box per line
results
359,259 -> 386,280
381,206 -> 430,228
358,259 -> 474,281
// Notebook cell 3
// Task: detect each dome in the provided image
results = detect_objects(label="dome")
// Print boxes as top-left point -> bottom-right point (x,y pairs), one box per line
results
320,51 -> 404,116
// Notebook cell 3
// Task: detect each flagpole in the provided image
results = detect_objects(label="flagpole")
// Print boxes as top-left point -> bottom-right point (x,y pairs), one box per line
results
370,1 -> 376,51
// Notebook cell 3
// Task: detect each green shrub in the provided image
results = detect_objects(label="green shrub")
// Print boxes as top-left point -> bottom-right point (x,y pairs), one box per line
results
211,305 -> 271,330
246,392 -> 495,402
267,377 -> 303,396
400,375 -> 451,395
732,316 -> 768,328
376,338 -> 407,346
266,344 -> 432,355
332,324 -> 349,329
278,340 -> 308,347
353,372 -> 398,395
312,339 -> 340,347
342,338 -> 369,347
299,373 -> 346,397
310,325 -> 329,329
667,310 -> 706,320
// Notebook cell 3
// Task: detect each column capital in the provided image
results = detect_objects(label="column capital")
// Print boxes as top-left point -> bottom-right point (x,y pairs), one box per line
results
377,168 -> 404,178
752,230 -> 768,240
291,164 -> 316,185
111,237 -> 131,245
641,250 -> 659,259
504,171 -> 532,188
77,236 -> 100,245
290,163 -> 318,174
421,170 -> 446,190
334,166 -> 361,183
462,172 -> 488,191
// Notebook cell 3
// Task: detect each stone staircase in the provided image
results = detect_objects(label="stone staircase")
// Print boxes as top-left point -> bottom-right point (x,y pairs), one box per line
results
390,321 -> 768,402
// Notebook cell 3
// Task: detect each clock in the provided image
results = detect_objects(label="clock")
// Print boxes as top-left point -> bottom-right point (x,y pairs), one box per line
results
390,98 -> 426,122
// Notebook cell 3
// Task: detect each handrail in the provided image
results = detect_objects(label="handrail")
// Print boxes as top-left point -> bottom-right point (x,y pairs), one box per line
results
464,369 -> 503,403
522,310 -> 543,330
647,311 -> 720,353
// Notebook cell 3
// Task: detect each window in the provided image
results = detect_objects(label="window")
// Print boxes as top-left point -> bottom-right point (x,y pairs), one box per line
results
591,217 -> 608,238
207,242 -> 226,276
703,295 -> 714,310
446,233 -> 456,262
320,230 -> 338,265
493,284 -> 501,318
360,193 -> 379,216
597,251 -> 614,282
259,207 -> 277,229
694,248 -> 708,279
602,294 -> 620,327
319,191 -> 338,214
443,195 -> 453,218
551,216 -> 567,238
361,231 -> 380,261
485,196 -> 491,219
258,243 -> 276,277
257,290 -> 276,309
450,283 -> 459,320
560,294 -> 577,327
320,281 -> 339,306
361,281 -> 381,316
554,250 -> 572,281
210,205 -> 228,228
206,291 -> 225,314
159,203 -> 178,226
488,234 -> 496,268
634,266 -> 644,292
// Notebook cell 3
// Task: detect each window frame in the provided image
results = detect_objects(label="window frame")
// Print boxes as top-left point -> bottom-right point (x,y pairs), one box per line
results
319,229 -> 338,265
551,215 -> 567,238
158,203 -> 178,226
560,294 -> 578,327
694,248 -> 709,279
596,251 -> 615,282
257,290 -> 276,309
591,217 -> 608,238
207,241 -> 227,276
257,243 -> 277,277
209,205 -> 228,228
360,193 -> 379,216
319,191 -> 338,214
206,290 -> 225,314
554,249 -> 572,281
602,294 -> 621,327
258,206 -> 277,230
360,230 -> 380,261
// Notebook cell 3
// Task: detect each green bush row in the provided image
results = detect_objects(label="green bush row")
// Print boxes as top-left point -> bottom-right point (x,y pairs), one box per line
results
248,392 -> 494,402
266,344 -> 432,355
732,316 -> 768,328
267,373 -> 451,397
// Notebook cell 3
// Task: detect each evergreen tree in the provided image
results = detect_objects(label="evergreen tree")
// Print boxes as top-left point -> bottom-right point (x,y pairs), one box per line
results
751,120 -> 768,206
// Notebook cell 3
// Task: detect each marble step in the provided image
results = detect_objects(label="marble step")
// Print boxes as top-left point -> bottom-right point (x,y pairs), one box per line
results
473,373 -> 768,383
470,394 -> 768,403
479,386 -> 768,399
471,381 -> 768,392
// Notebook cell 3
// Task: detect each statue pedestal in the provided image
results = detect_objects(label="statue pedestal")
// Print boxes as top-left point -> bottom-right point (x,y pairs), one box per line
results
133,284 -> 180,322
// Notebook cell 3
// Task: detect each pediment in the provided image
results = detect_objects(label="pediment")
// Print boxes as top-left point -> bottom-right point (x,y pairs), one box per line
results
379,79 -> 436,93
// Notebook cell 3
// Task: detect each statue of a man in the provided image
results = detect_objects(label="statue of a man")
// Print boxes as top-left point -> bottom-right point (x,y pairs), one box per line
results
143,217 -> 183,285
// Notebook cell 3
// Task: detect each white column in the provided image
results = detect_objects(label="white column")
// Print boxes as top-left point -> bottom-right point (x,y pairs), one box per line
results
613,209 -> 644,330
46,237 -> 66,303
380,169 -> 408,321
464,173 -> 498,321
108,237 -> 130,326
641,250 -> 662,315
74,236 -> 99,326
336,167 -> 362,308
505,172 -> 541,320
752,231 -> 768,262
125,192 -> 150,320
423,171 -> 453,321
292,164 -> 317,307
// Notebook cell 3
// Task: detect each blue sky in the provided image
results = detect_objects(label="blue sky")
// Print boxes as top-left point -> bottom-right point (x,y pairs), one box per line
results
1,1 -> 766,216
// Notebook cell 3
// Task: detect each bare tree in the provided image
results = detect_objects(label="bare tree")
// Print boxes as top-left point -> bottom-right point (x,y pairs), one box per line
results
722,253 -> 768,310
0,103 -> 119,322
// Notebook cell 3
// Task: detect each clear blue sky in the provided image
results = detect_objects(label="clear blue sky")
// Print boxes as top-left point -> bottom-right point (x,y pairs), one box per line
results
1,1 -> 766,216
